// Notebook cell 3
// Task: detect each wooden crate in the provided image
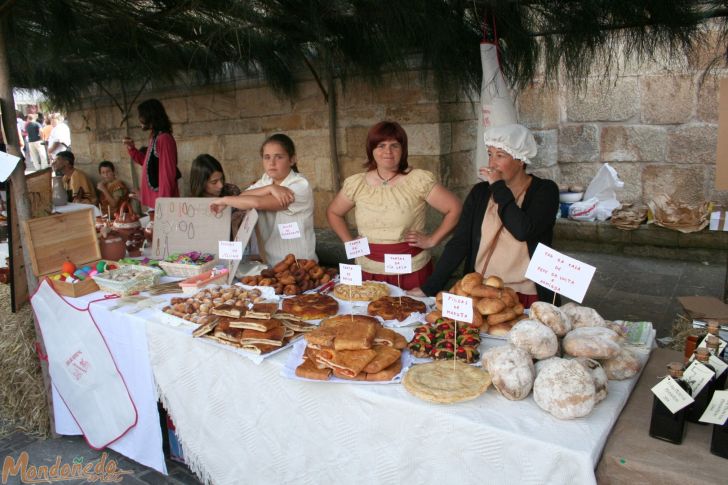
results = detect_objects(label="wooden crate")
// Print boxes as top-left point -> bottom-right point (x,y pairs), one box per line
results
22,208 -> 102,297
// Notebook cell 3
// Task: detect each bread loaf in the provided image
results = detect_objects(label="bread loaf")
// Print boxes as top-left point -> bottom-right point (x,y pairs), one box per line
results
533,358 -> 596,419
563,327 -> 621,360
460,272 -> 483,293
601,347 -> 641,380
482,345 -> 535,401
508,319 -> 558,360
575,357 -> 608,403
561,302 -> 606,328
530,301 -> 572,337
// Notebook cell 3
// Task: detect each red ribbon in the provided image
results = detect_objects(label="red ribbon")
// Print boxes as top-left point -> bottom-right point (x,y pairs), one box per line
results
34,342 -> 48,362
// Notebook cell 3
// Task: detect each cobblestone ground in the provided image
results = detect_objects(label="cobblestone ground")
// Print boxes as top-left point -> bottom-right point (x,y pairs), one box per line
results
0,252 -> 724,483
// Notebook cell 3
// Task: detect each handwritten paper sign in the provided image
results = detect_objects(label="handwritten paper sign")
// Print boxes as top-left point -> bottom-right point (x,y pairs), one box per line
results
278,221 -> 301,240
683,360 -> 716,397
651,376 -> 694,414
153,197 -> 231,260
699,390 -> 728,425
345,237 -> 371,259
339,263 -> 362,286
218,241 -> 243,260
442,293 -> 473,323
525,243 -> 596,303
384,254 -> 412,274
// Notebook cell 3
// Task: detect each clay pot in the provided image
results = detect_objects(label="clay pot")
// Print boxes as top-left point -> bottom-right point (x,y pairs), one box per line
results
125,229 -> 145,258
99,230 -> 127,261
112,201 -> 141,242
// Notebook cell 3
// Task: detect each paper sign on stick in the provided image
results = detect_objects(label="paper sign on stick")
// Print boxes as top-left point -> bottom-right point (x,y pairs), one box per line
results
278,222 -> 301,240
699,390 -> 728,425
525,243 -> 596,303
651,376 -> 694,414
339,263 -> 362,286
345,237 -> 371,259
442,293 -> 473,323
0,152 -> 21,182
227,209 -> 258,284
384,254 -> 412,274
218,241 -> 243,260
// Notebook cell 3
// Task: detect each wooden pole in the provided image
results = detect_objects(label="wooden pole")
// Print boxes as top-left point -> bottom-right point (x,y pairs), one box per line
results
0,17 -> 56,435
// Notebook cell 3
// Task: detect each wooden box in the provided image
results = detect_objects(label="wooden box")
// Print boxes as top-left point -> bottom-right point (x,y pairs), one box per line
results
23,208 -> 102,297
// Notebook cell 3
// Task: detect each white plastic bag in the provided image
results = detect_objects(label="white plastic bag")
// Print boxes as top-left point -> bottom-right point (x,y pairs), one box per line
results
583,163 -> 624,221
569,197 -> 599,221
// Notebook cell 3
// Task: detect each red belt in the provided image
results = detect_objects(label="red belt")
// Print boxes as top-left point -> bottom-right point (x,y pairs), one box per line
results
366,242 -> 423,262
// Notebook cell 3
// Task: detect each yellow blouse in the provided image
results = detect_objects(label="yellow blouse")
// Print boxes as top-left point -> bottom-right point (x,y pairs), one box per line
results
341,168 -> 436,274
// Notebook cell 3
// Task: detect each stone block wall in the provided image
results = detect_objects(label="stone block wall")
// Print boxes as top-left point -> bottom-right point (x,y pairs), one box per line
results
66,29 -> 728,235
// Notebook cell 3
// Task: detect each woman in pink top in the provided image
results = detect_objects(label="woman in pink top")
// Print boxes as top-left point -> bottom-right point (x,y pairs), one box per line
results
122,99 -> 180,208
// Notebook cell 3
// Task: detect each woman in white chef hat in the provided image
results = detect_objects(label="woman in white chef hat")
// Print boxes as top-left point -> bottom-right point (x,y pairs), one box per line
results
409,123 -> 559,308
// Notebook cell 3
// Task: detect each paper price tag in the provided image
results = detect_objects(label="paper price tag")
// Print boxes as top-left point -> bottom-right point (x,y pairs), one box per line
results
524,243 -> 596,303
384,254 -> 412,274
683,360 -> 716,397
278,222 -> 301,240
339,263 -> 362,286
344,237 -> 371,259
699,390 -> 728,425
698,335 -> 727,355
442,293 -> 473,323
218,241 -> 243,260
650,376 -> 694,414
709,355 -> 728,378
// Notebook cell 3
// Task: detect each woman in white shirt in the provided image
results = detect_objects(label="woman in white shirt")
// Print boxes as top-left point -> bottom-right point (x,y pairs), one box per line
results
209,134 -> 317,264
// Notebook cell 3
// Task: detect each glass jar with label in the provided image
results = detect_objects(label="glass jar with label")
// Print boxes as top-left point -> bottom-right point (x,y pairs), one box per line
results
649,362 -> 692,444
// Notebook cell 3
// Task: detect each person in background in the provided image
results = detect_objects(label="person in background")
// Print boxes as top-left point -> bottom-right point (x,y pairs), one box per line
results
189,154 -> 243,235
52,151 -> 97,205
25,114 -> 47,170
408,124 -> 560,308
47,113 -> 71,161
326,121 -> 462,290
40,116 -> 53,144
122,99 -> 180,209
209,134 -> 316,264
96,161 -> 130,217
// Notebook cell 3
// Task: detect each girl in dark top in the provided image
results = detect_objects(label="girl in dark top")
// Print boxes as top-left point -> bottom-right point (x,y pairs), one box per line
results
409,124 -> 559,307
189,154 -> 242,235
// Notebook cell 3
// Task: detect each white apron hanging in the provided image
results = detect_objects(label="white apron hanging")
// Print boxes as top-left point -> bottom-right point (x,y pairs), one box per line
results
476,42 -> 518,177
31,280 -> 137,449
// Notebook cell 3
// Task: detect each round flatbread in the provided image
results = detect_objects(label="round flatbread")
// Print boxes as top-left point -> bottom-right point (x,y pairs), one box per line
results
333,281 -> 389,301
403,360 -> 491,404
368,296 -> 426,321
281,293 -> 339,320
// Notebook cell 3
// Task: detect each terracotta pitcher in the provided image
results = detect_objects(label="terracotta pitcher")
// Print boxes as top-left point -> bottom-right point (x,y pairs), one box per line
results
112,200 -> 141,242
98,227 -> 126,261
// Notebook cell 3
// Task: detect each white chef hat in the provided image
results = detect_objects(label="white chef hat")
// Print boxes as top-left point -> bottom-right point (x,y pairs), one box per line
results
483,124 -> 538,164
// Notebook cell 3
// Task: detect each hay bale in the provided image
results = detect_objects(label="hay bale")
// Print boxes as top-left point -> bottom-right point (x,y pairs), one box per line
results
669,313 -> 707,352
0,284 -> 50,438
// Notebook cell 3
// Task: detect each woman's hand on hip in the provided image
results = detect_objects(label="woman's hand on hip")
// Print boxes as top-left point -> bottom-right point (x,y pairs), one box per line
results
404,230 -> 434,249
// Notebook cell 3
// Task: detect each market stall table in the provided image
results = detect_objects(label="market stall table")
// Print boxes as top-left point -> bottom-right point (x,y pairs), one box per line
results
595,348 -> 726,484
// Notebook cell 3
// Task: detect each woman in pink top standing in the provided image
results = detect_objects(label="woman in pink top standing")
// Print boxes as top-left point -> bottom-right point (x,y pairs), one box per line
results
122,99 -> 180,208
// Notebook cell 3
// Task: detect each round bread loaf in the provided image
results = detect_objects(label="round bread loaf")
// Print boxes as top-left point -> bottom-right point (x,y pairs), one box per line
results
563,327 -> 621,360
508,319 -> 558,360
476,297 -> 506,316
484,275 -> 504,289
601,347 -> 641,380
575,357 -> 608,403
533,358 -> 596,419
460,272 -> 484,293
561,302 -> 606,328
482,344 -> 535,401
530,301 -> 572,337
487,322 -> 513,337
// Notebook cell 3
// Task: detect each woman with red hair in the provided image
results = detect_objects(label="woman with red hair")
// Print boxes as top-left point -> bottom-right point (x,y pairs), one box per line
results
327,121 -> 462,289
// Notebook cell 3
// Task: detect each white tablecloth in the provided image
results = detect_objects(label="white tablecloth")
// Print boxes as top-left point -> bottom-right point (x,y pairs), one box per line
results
54,202 -> 101,217
145,320 -> 651,485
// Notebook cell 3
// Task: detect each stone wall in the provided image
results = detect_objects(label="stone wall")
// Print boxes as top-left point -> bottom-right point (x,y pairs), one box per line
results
66,29 -> 728,233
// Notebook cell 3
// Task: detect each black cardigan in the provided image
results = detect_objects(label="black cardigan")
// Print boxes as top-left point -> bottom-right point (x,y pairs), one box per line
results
421,175 -> 560,302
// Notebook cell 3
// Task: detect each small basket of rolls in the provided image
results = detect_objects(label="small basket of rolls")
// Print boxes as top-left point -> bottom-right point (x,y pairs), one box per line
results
427,272 -> 526,337
239,253 -> 338,296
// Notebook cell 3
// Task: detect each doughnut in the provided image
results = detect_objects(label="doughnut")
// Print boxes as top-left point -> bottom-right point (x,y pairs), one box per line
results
319,273 -> 331,284
261,269 -> 275,278
303,259 -> 317,271
283,254 -> 296,265
292,269 -> 306,281
279,275 -> 296,285
283,284 -> 299,295
273,261 -> 289,273
309,266 -> 324,279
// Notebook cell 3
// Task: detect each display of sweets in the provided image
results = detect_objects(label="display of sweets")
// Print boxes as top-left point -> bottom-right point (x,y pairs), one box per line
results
118,257 -> 162,268
164,251 -> 215,265
408,320 -> 481,363
649,362 -> 692,444
50,260 -> 115,284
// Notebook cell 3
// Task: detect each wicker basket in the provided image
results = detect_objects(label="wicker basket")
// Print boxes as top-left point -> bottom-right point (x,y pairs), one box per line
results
159,259 -> 218,277
92,264 -> 163,296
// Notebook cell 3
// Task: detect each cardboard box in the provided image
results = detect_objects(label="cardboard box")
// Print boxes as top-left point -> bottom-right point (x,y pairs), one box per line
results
22,208 -> 102,297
